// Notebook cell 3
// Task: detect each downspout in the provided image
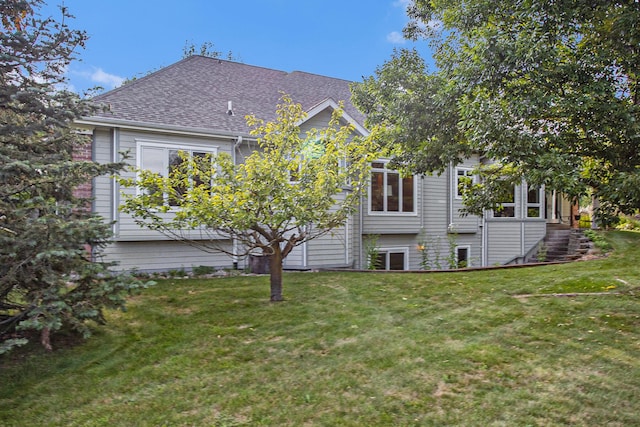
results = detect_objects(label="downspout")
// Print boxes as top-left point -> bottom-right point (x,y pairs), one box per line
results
520,183 -> 525,262
482,210 -> 487,266
231,135 -> 243,269
521,221 -> 526,263
345,216 -> 350,266
90,130 -> 98,262
111,128 -> 120,238
419,176 -> 424,230
359,191 -> 364,269
448,162 -> 454,227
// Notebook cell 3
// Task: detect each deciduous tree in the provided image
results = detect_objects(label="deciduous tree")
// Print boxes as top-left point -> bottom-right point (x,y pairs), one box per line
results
121,95 -> 376,301
354,0 -> 640,221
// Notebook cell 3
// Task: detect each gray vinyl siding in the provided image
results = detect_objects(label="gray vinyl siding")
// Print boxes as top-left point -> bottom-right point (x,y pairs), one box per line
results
362,212 -> 422,234
286,110 -> 362,269
451,156 -> 481,233
306,226 -> 350,268
485,179 -> 548,265
525,221 -> 547,249
362,176 -> 422,234
360,163 -> 487,270
89,118 -> 549,272
91,127 -> 239,270
374,234 -> 419,270
101,240 -> 233,272
301,109 -> 333,131
115,129 -> 235,241
486,221 -> 522,265
92,129 -> 114,225
93,106 -> 367,272
454,233 -> 483,268
421,174 -> 449,236
305,192 -> 357,269
485,220 -> 546,265
415,174 -> 450,270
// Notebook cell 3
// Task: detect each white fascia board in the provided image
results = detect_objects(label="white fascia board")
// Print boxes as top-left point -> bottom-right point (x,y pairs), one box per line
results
74,117 -> 256,141
300,98 -> 369,137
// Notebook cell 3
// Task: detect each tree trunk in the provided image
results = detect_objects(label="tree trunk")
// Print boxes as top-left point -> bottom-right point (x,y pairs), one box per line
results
41,327 -> 52,351
269,244 -> 284,302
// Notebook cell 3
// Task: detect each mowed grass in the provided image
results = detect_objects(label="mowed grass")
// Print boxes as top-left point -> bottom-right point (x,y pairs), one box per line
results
1,232 -> 639,426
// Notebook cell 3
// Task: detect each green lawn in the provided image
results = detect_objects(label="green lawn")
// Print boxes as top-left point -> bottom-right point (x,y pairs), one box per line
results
1,231 -> 639,426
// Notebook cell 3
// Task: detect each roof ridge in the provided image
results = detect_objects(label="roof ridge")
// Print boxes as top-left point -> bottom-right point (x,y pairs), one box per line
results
190,55 -> 289,76
191,55 -> 354,83
286,69 -> 354,83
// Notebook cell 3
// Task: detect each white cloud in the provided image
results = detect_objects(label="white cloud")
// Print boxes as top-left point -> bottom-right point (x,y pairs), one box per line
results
88,68 -> 125,89
70,67 -> 125,92
386,31 -> 406,44
388,0 -> 411,44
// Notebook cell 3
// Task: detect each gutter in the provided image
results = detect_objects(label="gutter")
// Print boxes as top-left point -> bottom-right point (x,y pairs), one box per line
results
75,117 -> 254,141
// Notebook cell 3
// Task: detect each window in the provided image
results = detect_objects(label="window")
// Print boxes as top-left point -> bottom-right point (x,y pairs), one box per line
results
137,141 -> 217,207
289,139 -> 349,185
455,168 -> 474,199
374,247 -> 409,270
370,162 -> 415,213
526,185 -> 543,218
289,139 -> 324,182
493,184 -> 516,218
455,245 -> 471,268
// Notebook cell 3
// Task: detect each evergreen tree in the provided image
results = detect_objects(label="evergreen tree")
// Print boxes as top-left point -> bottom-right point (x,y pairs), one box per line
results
1,0 -> 148,353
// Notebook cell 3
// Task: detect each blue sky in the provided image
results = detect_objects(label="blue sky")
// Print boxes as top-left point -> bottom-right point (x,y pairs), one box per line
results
40,0 -> 434,94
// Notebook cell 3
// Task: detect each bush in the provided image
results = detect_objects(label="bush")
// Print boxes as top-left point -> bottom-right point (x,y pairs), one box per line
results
583,229 -> 612,253
192,265 -> 216,276
616,215 -> 640,231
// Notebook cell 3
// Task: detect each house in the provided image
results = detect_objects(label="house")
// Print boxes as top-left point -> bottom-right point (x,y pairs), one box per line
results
76,55 -> 577,272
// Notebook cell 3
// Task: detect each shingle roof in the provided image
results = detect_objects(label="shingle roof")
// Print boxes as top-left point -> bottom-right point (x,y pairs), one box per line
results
88,55 -> 366,135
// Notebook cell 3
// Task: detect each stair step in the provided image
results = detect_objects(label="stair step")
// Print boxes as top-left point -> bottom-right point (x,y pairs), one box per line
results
537,227 -> 592,264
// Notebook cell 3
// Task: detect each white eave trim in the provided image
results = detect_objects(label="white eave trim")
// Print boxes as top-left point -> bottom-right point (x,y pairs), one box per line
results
74,117 -> 256,141
300,98 -> 369,137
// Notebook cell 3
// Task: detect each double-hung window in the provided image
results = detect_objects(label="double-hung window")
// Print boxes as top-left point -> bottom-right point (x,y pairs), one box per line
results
137,141 -> 217,207
493,184 -> 516,218
526,185 -> 543,218
455,167 -> 475,199
370,161 -> 415,214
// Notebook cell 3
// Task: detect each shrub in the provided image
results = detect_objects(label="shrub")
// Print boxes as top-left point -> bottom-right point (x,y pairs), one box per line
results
583,229 -> 612,253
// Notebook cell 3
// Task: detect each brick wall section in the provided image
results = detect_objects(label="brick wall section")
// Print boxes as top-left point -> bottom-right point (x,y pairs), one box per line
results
72,141 -> 94,258
72,142 -> 93,207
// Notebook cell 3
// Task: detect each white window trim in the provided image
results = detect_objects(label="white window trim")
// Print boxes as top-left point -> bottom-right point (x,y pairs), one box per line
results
490,184 -> 519,219
455,245 -> 471,268
288,141 -> 350,187
377,246 -> 410,270
135,139 -> 218,205
525,184 -> 545,219
136,140 -> 219,168
368,160 -> 417,216
454,167 -> 475,200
